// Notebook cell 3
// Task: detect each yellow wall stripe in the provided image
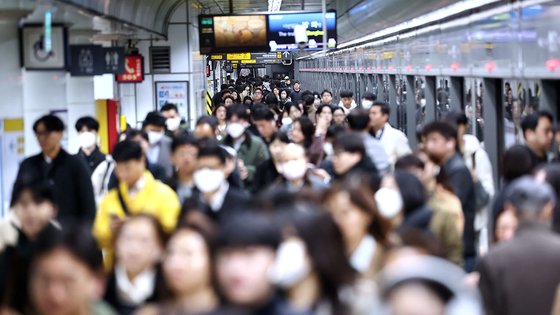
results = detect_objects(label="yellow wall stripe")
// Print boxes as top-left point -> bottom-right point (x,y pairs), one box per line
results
96,100 -> 109,154
4,119 -> 23,132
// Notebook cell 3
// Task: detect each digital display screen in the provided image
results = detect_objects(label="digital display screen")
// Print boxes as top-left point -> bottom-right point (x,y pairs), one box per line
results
267,12 -> 337,51
199,15 -> 268,54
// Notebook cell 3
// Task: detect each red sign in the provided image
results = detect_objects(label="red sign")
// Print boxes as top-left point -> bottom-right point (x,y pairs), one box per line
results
117,55 -> 144,83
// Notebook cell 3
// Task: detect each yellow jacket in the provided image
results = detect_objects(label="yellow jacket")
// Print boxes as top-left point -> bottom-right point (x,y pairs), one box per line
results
92,171 -> 180,264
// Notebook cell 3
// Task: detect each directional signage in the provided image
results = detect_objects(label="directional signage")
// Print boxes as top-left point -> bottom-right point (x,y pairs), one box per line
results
208,52 -> 291,65
69,45 -> 125,76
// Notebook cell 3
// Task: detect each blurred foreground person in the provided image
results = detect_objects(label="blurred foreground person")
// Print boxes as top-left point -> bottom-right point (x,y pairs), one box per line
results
104,215 -> 166,315
376,255 -> 483,315
0,181 -> 60,314
478,176 -> 560,315
29,226 -> 116,315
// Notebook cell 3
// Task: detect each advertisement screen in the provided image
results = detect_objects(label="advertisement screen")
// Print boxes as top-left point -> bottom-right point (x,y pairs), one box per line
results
199,15 -> 268,53
267,12 -> 337,51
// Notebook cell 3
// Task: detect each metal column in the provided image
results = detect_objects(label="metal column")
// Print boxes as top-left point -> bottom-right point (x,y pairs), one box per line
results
389,74 -> 397,127
540,80 -> 559,121
406,75 -> 417,148
450,76 -> 464,111
482,78 -> 502,186
425,76 -> 437,122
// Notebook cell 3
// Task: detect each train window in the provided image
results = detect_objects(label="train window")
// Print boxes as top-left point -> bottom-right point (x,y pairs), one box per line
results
436,77 -> 451,120
503,80 -> 541,148
464,78 -> 484,143
415,76 -> 426,130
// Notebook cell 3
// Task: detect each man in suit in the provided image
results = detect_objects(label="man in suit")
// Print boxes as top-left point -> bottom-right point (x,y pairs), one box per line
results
478,176 -> 560,315
142,111 -> 173,179
186,142 -> 250,223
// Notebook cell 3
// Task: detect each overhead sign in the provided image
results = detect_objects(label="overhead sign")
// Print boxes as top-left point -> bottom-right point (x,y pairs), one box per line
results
268,12 -> 337,51
117,55 -> 144,83
69,45 -> 125,76
199,15 -> 269,54
209,52 -> 291,64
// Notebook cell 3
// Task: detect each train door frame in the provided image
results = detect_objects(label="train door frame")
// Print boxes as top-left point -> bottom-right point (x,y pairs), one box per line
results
389,74 -> 398,127
450,77 -> 464,111
405,75 -> 417,148
425,76 -> 437,122
482,78 -> 503,183
541,80 -> 559,122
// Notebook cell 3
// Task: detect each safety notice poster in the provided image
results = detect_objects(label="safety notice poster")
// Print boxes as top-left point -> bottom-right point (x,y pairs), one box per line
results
155,81 -> 189,120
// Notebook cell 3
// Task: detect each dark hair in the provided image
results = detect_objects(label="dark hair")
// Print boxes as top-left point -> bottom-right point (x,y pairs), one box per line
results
326,124 -> 347,140
196,115 -> 219,131
160,103 -> 179,113
285,206 -> 356,313
393,170 -> 427,216
332,106 -> 345,116
316,104 -> 334,117
114,214 -> 168,250
243,96 -> 253,105
502,145 -> 533,183
252,104 -> 275,122
212,104 -> 227,116
294,116 -> 315,148
215,212 -> 280,250
223,95 -> 236,104
280,89 -> 290,98
325,177 -> 391,245
302,94 -> 315,106
75,116 -> 99,132
321,89 -> 333,98
536,163 -> 560,233
444,111 -> 468,127
226,103 -> 250,121
395,154 -> 425,171
32,224 -> 103,272
142,111 -> 167,129
339,90 -> 353,98
333,132 -> 365,156
269,130 -> 291,144
253,87 -> 263,95
347,109 -> 370,131
422,121 -> 457,142
264,93 -> 279,106
197,143 -> 226,165
33,115 -> 64,133
171,133 -> 198,152
521,111 -> 553,137
286,103 -> 302,115
11,180 -> 56,208
362,92 -> 377,102
112,139 -> 144,162
123,128 -> 149,143
372,101 -> 390,116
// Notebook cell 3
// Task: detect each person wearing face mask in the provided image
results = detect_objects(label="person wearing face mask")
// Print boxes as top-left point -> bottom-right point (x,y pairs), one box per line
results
185,143 -> 250,223
160,103 -> 188,137
142,111 -> 173,179
360,92 -> 376,110
269,143 -> 327,193
221,104 -> 269,190
92,140 -> 180,268
270,204 -> 375,315
75,116 -> 106,174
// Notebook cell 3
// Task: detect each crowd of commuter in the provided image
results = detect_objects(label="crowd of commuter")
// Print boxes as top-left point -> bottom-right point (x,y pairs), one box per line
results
1,74 -> 560,315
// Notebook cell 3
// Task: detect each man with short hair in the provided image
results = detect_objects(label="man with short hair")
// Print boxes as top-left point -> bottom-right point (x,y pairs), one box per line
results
338,90 -> 357,114
478,176 -> 560,315
332,131 -> 379,181
92,140 -> 180,267
360,92 -> 377,110
423,120 -> 476,271
186,143 -> 250,222
160,103 -> 188,137
194,116 -> 221,140
369,101 -> 411,165
142,111 -> 173,178
347,109 -> 390,175
321,89 -> 333,106
221,104 -> 270,188
14,115 -> 96,226
75,116 -> 106,174
252,104 -> 278,144
290,80 -> 303,103
521,111 -> 554,169
252,88 -> 264,104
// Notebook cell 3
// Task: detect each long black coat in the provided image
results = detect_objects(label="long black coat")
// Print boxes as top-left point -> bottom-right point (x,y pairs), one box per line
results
13,149 -> 96,225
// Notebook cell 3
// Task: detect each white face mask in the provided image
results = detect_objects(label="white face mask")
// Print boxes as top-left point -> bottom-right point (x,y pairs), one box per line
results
193,168 -> 225,193
78,131 -> 96,149
323,142 -> 334,157
226,122 -> 246,139
268,239 -> 311,288
166,117 -> 181,132
147,131 -> 164,145
374,187 -> 403,219
281,159 -> 308,181
281,117 -> 293,126
362,100 -> 374,109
